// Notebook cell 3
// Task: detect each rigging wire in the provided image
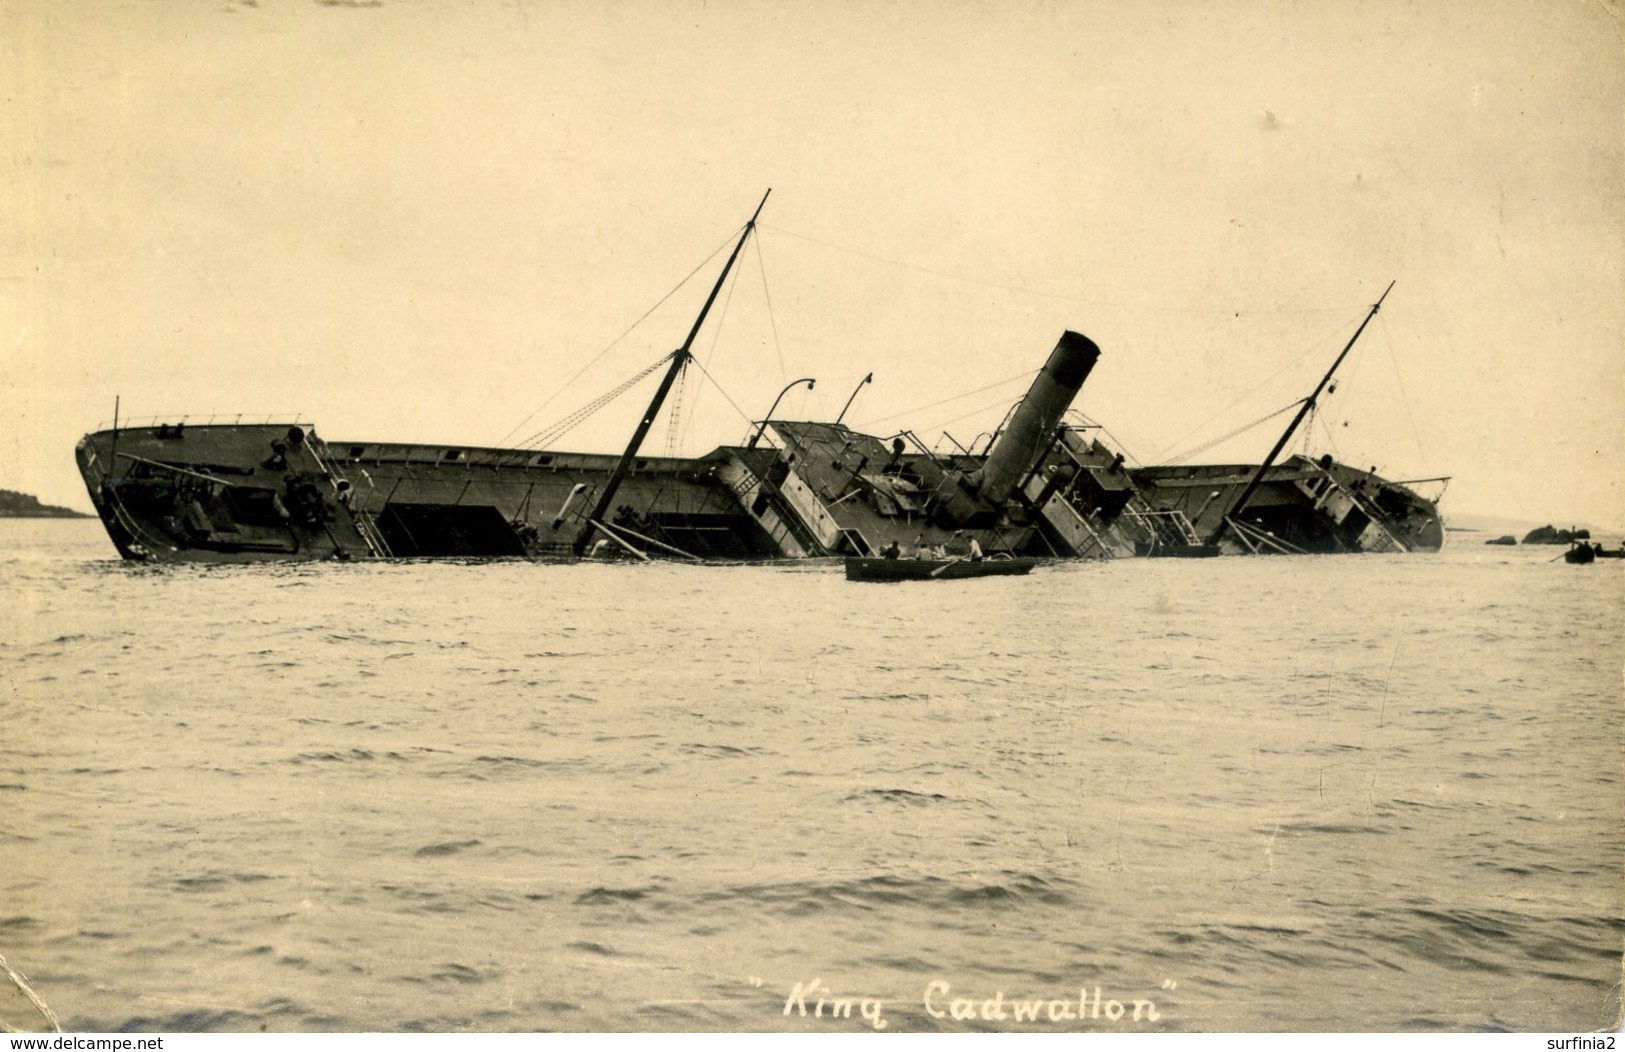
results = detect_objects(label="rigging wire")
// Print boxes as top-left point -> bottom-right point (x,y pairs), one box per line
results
515,353 -> 673,450
854,369 -> 1035,431
491,226 -> 742,448
687,356 -> 755,434
1327,319 -> 1373,420
917,392 -> 1038,438
762,223 -> 1361,316
763,224 -> 1084,306
1144,312 -> 1362,461
1164,398 -> 1306,466
1378,312 -> 1428,461
753,232 -> 788,386
683,245 -> 746,451
1065,410 -> 1144,466
1315,403 -> 1344,460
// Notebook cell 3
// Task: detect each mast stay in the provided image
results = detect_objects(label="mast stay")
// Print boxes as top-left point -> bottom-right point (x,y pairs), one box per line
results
571,190 -> 771,555
1207,280 -> 1395,545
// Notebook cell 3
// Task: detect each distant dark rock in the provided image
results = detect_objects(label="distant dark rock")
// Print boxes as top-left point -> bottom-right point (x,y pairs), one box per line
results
1484,535 -> 1517,546
0,489 -> 92,518
1522,524 -> 1589,545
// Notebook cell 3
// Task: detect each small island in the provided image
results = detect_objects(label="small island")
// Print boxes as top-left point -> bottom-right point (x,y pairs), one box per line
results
0,488 -> 92,518
1522,524 -> 1590,545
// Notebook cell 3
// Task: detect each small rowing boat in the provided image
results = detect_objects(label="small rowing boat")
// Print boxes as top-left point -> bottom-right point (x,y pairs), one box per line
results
844,556 -> 1039,582
1564,542 -> 1596,565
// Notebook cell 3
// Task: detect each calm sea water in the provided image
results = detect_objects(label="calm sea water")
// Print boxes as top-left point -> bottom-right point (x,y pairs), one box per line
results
2,518 -> 1621,1033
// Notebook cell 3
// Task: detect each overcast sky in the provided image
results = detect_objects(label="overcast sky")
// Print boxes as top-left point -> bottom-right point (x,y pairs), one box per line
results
4,0 -> 1621,528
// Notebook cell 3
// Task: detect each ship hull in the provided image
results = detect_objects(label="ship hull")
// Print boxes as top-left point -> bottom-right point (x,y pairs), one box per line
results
75,423 -> 781,563
75,422 -> 1444,563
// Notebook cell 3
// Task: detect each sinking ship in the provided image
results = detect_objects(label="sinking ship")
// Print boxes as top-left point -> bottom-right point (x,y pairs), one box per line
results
73,195 -> 1445,564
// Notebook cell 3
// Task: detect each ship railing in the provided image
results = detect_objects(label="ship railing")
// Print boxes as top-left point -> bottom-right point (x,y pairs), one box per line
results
1120,507 -> 1200,548
1116,506 -> 1159,546
1225,516 -> 1306,556
94,413 -> 312,432
304,437 -> 392,558
349,511 -> 393,559
836,527 -> 873,557
1162,509 -> 1202,546
898,429 -> 963,473
1386,476 -> 1451,502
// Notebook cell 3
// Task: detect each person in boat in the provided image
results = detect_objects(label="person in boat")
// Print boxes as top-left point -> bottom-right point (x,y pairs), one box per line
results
951,530 -> 984,561
880,540 -> 901,560
914,534 -> 932,559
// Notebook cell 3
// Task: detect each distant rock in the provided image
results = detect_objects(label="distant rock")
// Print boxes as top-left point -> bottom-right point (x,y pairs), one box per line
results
0,489 -> 92,518
1484,535 -> 1517,546
1522,524 -> 1589,545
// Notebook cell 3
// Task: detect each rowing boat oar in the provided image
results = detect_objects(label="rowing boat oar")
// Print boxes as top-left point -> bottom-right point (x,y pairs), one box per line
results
929,556 -> 965,578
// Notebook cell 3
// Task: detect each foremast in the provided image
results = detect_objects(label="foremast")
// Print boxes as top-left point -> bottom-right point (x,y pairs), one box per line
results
1207,280 -> 1395,545
571,190 -> 771,555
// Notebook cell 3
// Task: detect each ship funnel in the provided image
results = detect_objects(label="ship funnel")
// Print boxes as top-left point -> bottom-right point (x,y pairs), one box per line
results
976,331 -> 1099,505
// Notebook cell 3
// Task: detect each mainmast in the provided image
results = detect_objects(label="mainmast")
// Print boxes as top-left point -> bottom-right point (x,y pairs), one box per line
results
571,190 -> 771,555
1207,280 -> 1395,545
